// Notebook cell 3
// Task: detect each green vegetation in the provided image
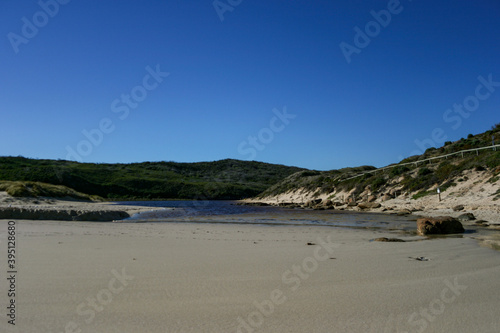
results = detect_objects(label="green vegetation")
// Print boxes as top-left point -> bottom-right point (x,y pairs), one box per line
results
0,181 -> 96,200
0,158 -> 305,200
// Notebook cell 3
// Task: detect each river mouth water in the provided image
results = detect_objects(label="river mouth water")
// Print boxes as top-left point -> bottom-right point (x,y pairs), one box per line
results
113,201 -> 500,243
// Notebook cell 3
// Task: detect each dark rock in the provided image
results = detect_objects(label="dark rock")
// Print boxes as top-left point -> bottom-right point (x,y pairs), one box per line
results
452,205 -> 464,212
373,237 -> 405,242
238,202 -> 270,206
475,220 -> 488,225
0,207 -> 129,221
457,213 -> 475,221
416,216 -> 465,235
347,202 -> 357,207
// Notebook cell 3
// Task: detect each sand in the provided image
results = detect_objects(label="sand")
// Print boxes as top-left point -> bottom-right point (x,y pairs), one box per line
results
1,219 -> 500,333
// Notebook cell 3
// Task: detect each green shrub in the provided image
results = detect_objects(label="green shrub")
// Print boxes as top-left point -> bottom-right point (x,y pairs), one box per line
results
390,166 -> 410,177
435,162 -> 456,181
418,168 -> 433,177
370,177 -> 386,192
412,190 -> 432,200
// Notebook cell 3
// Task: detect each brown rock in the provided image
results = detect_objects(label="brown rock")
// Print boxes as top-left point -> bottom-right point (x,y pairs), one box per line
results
452,205 -> 464,211
416,216 -> 465,235
367,195 -> 377,202
358,202 -> 382,209
382,194 -> 392,201
397,209 -> 412,216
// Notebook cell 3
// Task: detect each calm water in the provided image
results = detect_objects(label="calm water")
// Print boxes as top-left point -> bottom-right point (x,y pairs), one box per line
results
112,200 -> 500,248
115,200 -> 419,232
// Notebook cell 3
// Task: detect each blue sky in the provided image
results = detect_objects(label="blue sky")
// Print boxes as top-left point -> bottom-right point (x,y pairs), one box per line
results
1,0 -> 499,170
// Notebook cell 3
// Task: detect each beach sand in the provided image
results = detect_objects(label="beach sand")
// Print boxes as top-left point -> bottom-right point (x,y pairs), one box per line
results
1,219 -> 499,332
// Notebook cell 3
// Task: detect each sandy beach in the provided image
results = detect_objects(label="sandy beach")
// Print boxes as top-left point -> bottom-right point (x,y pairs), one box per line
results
1,218 -> 500,333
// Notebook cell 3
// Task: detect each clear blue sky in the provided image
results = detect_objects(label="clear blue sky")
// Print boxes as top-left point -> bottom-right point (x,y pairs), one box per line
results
1,0 -> 499,170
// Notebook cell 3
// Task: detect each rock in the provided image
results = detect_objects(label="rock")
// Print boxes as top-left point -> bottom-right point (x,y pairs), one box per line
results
333,201 -> 344,207
305,199 -> 322,207
347,202 -> 357,207
397,209 -> 412,216
416,216 -> 465,235
238,202 -> 270,206
367,195 -> 377,202
475,220 -> 488,225
323,199 -> 333,206
0,207 -> 129,221
358,202 -> 382,209
382,194 -> 392,201
457,213 -> 475,221
452,205 -> 464,211
373,237 -> 405,242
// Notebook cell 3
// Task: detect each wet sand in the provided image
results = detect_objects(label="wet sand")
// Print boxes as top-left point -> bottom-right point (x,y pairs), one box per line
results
1,219 -> 500,332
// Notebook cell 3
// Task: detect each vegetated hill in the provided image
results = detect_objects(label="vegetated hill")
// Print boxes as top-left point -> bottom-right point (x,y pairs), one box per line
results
0,181 -> 97,201
0,158 -> 306,200
258,123 -> 500,202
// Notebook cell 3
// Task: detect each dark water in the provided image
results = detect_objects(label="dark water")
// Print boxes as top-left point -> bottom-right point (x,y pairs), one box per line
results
114,200 -> 419,232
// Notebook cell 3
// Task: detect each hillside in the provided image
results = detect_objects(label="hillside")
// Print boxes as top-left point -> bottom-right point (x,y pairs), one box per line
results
0,158 -> 305,200
252,124 -> 500,210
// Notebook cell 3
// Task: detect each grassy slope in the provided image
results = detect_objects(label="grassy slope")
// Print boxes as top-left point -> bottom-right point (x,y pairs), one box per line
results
0,158 -> 305,200
259,124 -> 500,200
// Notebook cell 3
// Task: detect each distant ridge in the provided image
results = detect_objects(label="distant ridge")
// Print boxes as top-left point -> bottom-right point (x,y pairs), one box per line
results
0,158 -> 306,200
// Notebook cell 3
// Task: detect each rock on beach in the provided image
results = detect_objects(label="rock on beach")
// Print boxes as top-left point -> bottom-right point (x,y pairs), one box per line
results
416,216 -> 465,236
